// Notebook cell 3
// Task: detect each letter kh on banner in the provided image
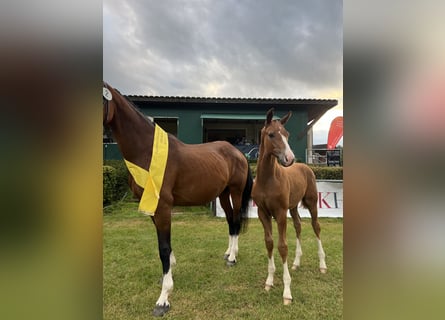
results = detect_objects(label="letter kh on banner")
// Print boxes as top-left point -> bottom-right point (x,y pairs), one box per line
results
215,181 -> 343,218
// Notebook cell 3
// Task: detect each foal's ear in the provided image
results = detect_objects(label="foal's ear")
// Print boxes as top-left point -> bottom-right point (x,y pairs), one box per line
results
265,108 -> 274,125
280,111 -> 292,125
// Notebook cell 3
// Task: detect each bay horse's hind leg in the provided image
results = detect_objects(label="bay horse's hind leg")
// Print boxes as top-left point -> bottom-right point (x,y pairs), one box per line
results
219,189 -> 238,266
289,207 -> 303,270
302,195 -> 327,273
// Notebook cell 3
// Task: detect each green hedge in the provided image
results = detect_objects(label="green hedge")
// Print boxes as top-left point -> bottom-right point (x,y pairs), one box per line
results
103,160 -> 342,206
103,166 -> 117,205
103,160 -> 131,205
249,162 -> 342,180
309,165 -> 343,180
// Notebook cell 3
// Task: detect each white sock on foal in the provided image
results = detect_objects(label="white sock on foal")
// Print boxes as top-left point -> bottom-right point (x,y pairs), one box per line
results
292,238 -> 303,270
282,260 -> 292,304
265,256 -> 276,291
317,238 -> 327,273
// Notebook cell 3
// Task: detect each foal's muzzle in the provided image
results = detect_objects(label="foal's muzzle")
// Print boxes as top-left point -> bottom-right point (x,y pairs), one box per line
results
278,152 -> 295,167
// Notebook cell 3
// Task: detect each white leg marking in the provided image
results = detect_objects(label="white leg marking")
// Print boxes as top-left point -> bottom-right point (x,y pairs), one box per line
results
265,256 -> 276,290
224,235 -> 233,257
233,235 -> 239,256
228,235 -> 239,262
282,260 -> 293,303
317,239 -> 327,272
170,251 -> 176,266
292,238 -> 303,270
155,267 -> 173,307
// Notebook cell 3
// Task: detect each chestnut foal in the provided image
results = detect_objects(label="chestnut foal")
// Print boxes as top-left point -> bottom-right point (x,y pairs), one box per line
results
252,108 -> 327,305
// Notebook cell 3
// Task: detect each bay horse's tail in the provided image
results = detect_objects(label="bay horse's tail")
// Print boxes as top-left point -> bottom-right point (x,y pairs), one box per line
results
240,164 -> 253,233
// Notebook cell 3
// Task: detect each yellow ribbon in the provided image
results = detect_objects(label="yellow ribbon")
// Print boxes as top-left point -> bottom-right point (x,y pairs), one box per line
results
124,124 -> 169,215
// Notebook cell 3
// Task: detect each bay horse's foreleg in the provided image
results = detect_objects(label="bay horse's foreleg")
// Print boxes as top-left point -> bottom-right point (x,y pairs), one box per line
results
219,190 -> 239,266
276,211 -> 292,305
152,212 -> 174,317
303,196 -> 327,273
258,208 -> 275,291
289,207 -> 303,270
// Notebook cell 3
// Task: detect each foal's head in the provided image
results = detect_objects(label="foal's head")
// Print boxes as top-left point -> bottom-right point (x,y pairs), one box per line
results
261,108 -> 295,167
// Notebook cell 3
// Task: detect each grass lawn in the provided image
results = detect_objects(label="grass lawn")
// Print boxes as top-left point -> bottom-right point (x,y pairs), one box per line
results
103,202 -> 343,319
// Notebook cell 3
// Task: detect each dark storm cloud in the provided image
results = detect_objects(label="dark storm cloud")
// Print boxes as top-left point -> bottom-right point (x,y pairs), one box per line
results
104,0 -> 342,97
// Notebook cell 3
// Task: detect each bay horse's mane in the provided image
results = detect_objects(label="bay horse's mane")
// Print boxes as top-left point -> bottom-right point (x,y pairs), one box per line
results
104,81 -> 155,127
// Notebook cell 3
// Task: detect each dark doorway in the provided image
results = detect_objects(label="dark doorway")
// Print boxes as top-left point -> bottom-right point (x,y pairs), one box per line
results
204,128 -> 246,144
154,117 -> 178,136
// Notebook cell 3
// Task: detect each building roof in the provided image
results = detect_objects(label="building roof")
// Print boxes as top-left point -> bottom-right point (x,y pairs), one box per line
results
126,95 -> 337,128
127,95 -> 336,104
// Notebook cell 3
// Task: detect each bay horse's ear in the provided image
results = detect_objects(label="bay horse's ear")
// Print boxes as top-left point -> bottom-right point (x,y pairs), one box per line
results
280,111 -> 292,125
265,108 -> 274,125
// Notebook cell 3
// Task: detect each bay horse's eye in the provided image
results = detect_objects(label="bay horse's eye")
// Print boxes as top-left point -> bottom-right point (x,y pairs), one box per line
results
268,133 -> 275,138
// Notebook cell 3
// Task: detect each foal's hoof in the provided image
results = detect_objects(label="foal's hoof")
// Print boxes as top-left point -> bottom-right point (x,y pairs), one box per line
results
283,298 -> 292,305
152,303 -> 170,317
223,254 -> 229,261
320,268 -> 327,274
265,284 -> 273,292
291,264 -> 299,270
226,259 -> 236,267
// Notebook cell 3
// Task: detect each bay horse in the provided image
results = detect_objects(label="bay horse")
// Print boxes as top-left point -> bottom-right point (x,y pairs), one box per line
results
251,108 -> 327,305
103,82 -> 253,316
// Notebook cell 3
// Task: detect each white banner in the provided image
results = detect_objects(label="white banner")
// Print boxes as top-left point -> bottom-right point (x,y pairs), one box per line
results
215,180 -> 343,218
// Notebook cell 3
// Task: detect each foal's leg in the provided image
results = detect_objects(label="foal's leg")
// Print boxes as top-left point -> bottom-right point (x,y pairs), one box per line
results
289,207 -> 303,270
276,211 -> 293,305
303,196 -> 327,273
152,210 -> 174,317
219,190 -> 238,266
258,209 -> 275,291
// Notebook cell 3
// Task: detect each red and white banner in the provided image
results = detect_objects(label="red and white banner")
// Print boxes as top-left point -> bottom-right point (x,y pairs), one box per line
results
327,116 -> 343,150
215,180 -> 343,218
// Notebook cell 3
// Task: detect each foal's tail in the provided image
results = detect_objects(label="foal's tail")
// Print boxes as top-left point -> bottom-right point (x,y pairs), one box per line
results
240,165 -> 253,233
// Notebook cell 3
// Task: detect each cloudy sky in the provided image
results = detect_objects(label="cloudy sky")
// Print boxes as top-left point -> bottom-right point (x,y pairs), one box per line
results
104,0 -> 343,145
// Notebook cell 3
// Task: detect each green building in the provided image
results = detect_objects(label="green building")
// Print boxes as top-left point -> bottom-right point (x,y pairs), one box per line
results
103,96 -> 337,162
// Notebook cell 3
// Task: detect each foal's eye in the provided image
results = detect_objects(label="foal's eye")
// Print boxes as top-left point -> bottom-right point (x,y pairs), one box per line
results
268,133 -> 275,138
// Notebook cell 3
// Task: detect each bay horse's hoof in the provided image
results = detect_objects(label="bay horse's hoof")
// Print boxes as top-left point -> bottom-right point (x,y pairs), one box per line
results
283,298 -> 292,305
223,254 -> 229,261
226,259 -> 236,267
152,303 -> 170,317
265,284 -> 273,291
320,268 -> 327,274
291,264 -> 299,270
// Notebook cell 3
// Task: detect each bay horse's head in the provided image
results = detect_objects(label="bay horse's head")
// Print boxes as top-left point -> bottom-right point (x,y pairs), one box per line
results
261,108 -> 295,167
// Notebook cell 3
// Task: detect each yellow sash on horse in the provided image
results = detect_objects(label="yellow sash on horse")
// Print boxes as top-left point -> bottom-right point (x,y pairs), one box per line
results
124,124 -> 169,215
